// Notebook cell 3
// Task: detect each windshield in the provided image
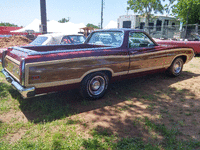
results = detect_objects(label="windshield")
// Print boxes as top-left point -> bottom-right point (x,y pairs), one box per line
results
87,31 -> 124,46
30,36 -> 48,45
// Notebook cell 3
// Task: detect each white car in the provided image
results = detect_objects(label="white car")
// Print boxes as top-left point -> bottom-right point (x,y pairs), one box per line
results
0,33 -> 86,62
30,33 -> 86,45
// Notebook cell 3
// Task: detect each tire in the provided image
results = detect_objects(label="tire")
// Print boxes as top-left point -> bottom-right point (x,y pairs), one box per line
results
80,72 -> 109,100
166,57 -> 184,77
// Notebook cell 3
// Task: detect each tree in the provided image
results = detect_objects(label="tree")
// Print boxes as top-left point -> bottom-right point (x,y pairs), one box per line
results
86,23 -> 100,29
0,22 -> 18,27
163,0 -> 176,15
172,0 -> 200,24
58,18 -> 70,23
127,0 -> 164,32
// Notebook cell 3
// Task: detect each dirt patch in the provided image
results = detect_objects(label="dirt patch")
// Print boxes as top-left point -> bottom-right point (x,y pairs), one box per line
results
0,36 -> 31,48
8,129 -> 27,144
0,110 -> 28,124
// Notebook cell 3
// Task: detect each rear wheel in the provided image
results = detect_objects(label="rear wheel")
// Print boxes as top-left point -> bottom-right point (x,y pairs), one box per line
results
80,72 -> 109,100
166,57 -> 184,77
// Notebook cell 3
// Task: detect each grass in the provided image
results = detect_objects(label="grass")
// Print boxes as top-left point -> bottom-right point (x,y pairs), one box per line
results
1,59 -> 200,150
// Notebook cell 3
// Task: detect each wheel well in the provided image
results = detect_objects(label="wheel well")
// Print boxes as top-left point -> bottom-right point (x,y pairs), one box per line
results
177,55 -> 187,63
81,70 -> 113,82
101,70 -> 112,80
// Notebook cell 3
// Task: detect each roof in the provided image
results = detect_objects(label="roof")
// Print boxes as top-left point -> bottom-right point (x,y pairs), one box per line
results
94,28 -> 143,32
38,33 -> 84,38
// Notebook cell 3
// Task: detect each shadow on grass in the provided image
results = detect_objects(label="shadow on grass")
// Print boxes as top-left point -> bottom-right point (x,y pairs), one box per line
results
8,70 -> 198,116
3,70 -> 200,148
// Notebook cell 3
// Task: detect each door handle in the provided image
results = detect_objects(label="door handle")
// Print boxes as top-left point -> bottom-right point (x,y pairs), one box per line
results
130,51 -> 137,54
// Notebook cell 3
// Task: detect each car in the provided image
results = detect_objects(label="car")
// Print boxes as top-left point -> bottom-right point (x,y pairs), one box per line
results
1,29 -> 194,99
30,33 -> 86,45
0,33 -> 86,63
154,34 -> 200,54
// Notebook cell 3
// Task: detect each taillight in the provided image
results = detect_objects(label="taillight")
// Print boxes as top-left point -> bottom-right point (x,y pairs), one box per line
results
2,50 -> 7,68
21,58 -> 25,86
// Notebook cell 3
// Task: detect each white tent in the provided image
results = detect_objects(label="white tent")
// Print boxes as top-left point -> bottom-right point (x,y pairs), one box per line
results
12,18 -> 41,32
12,18 -> 86,34
104,20 -> 117,29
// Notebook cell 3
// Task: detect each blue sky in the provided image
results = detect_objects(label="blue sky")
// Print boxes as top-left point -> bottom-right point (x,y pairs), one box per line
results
1,0 -> 169,28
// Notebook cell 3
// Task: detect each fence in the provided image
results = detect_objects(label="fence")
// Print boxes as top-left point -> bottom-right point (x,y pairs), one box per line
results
143,24 -> 200,41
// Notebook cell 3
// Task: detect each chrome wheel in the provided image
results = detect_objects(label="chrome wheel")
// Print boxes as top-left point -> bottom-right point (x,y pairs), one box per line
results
88,76 -> 105,96
80,72 -> 109,99
167,57 -> 184,77
173,60 -> 182,74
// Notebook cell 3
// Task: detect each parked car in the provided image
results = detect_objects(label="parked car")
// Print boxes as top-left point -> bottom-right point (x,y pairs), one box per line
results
1,29 -> 194,99
155,35 -> 200,54
30,33 -> 86,45
0,33 -> 86,63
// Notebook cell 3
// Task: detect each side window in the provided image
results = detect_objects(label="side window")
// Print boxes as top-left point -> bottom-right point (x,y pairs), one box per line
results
61,36 -> 72,44
129,32 -> 155,48
48,37 -> 59,45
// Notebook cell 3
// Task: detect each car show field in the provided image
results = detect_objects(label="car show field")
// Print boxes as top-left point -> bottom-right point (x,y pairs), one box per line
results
0,35 -> 200,149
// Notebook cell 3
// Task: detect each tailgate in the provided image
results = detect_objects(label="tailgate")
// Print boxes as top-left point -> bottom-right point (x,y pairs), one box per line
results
4,55 -> 21,82
2,47 -> 30,84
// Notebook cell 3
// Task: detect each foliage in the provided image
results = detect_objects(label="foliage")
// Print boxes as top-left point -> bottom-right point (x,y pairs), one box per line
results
127,0 -> 164,26
0,22 -> 18,27
172,0 -> 200,24
86,23 -> 100,29
58,18 -> 69,23
163,0 -> 176,15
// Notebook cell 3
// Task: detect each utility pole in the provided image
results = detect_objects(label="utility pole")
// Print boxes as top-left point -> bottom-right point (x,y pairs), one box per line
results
101,0 -> 104,29
40,0 -> 47,34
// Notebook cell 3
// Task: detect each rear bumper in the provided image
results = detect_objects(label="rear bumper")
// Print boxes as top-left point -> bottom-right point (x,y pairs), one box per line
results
1,69 -> 35,98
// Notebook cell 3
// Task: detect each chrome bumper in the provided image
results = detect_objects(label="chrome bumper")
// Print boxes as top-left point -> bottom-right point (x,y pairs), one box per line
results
1,69 -> 35,98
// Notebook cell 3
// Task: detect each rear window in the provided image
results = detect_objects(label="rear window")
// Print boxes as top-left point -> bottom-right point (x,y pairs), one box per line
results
68,35 -> 86,44
30,36 -> 48,45
87,31 -> 124,46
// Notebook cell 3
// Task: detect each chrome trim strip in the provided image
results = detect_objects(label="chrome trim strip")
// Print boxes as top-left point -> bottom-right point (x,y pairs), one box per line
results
25,55 -> 129,66
2,69 -> 35,98
129,48 -> 193,58
21,59 -> 25,86
13,45 -> 118,56
113,71 -> 128,76
128,66 -> 165,74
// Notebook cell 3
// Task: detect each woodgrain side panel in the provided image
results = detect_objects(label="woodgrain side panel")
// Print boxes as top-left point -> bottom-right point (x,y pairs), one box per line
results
24,48 -> 194,89
26,55 -> 130,88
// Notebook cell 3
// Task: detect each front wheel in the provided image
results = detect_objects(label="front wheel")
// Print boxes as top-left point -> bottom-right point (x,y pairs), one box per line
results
80,72 -> 109,100
166,57 -> 184,77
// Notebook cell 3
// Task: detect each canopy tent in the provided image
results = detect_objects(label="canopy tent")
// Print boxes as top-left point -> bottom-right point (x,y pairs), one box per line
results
12,19 -> 41,32
104,20 -> 117,29
12,19 -> 86,34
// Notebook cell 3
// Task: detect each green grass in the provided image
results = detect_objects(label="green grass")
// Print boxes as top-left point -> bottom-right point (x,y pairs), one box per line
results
1,64 -> 200,149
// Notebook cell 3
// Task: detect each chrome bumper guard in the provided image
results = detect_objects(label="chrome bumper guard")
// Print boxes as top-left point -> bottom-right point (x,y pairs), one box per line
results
1,69 -> 35,98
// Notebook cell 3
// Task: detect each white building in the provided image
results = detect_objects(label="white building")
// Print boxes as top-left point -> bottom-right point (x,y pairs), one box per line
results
118,15 -> 180,39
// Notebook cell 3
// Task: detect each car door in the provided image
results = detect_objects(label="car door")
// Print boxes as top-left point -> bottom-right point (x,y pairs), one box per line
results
128,32 -> 166,74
